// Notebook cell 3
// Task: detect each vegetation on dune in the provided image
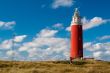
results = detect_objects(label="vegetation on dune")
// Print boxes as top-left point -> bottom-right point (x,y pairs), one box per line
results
0,60 -> 110,73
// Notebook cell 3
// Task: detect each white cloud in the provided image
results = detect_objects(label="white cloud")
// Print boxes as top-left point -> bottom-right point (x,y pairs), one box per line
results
1,26 -> 110,61
0,35 -> 27,50
93,51 -> 103,59
84,42 -> 108,52
0,21 -> 16,30
0,39 -> 13,50
82,17 -> 109,30
37,29 -> 58,38
53,23 -> 64,29
83,42 -> 92,49
14,35 -> 27,43
6,50 -> 16,56
66,26 -> 71,31
105,51 -> 110,55
18,28 -> 70,61
19,46 -> 29,52
19,37 -> 70,61
6,50 -> 23,61
27,48 -> 37,58
98,35 -> 110,41
84,42 -> 110,61
66,17 -> 110,31
84,42 -> 102,51
52,0 -> 73,9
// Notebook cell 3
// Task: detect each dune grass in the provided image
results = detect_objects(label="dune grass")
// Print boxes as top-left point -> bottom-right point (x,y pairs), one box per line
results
0,60 -> 110,73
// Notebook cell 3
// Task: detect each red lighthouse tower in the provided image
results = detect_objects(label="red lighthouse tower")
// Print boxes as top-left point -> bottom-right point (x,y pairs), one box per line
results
70,8 -> 83,63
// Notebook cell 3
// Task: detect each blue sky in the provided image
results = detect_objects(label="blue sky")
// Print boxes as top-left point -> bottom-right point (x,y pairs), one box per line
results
0,0 -> 110,61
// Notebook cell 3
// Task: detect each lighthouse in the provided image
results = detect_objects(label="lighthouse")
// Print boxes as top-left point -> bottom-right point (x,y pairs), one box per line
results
70,8 -> 83,63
